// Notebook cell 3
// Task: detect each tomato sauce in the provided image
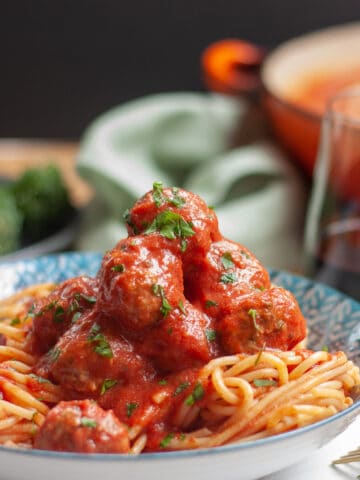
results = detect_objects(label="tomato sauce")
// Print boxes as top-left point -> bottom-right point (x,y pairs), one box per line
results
29,185 -> 306,453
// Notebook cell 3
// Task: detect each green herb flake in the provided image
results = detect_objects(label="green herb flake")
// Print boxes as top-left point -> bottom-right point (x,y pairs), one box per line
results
126,402 -> 139,418
241,250 -> 251,260
152,181 -> 165,207
53,305 -> 65,323
152,284 -> 173,317
179,433 -> 186,441
167,188 -> 185,208
220,272 -> 237,284
80,417 -> 97,428
159,433 -> 174,449
100,378 -> 118,395
111,264 -> 125,273
144,210 -> 195,241
221,252 -> 234,270
47,347 -> 61,362
88,324 -> 113,359
322,345 -> 329,352
167,327 -> 173,335
71,311 -> 81,324
158,379 -> 167,386
178,300 -> 186,314
173,381 -> 190,397
248,309 -> 261,332
29,373 -> 52,384
254,345 -> 266,366
205,329 -> 217,342
205,300 -> 218,308
180,239 -> 188,252
75,293 -> 97,304
10,318 -> 21,326
185,383 -> 205,406
253,378 -> 277,388
26,304 -> 36,319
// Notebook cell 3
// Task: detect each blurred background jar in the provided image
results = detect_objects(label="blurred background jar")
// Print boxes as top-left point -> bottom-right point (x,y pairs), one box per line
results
305,87 -> 360,300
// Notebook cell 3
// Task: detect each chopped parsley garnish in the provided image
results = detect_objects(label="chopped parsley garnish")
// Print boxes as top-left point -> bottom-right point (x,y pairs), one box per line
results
144,210 -> 195,240
111,264 -> 125,273
29,373 -> 51,384
158,379 -> 167,386
80,417 -> 97,428
167,187 -> 185,208
74,293 -> 97,304
47,347 -> 61,362
88,323 -> 113,358
179,433 -> 186,441
53,305 -> 65,323
178,300 -> 186,314
322,345 -> 329,352
173,381 -> 190,396
185,383 -> 205,406
205,300 -> 218,308
167,327 -> 173,335
248,309 -> 261,331
152,284 -> 173,317
10,318 -> 21,326
152,181 -> 165,207
241,250 -> 250,259
254,345 -> 266,366
100,378 -> 118,395
205,329 -> 217,342
68,298 -> 79,313
159,433 -> 174,448
126,402 -> 139,418
221,252 -> 234,270
26,304 -> 35,319
71,311 -> 81,324
35,300 -> 57,317
220,272 -> 237,284
253,379 -> 277,388
180,239 -> 188,252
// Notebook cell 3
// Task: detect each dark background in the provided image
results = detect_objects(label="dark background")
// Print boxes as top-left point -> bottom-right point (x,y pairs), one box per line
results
1,0 -> 360,139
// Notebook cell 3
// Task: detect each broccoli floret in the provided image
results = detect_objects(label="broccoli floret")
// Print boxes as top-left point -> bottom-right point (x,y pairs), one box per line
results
0,187 -> 23,255
11,165 -> 74,241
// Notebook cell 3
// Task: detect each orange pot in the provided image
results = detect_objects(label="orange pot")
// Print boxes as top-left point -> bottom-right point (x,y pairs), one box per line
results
202,22 -> 360,176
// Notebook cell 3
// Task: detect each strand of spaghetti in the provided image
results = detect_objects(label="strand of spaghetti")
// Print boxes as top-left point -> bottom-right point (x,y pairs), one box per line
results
2,361 -> 32,374
0,416 -> 21,431
223,353 -> 289,385
0,324 -> 25,341
0,284 -> 55,306
240,368 -> 279,382
1,379 -> 49,415
289,351 -> 329,380
0,346 -> 35,364
199,356 -> 241,378
205,356 -> 351,446
130,434 -> 147,454
0,400 -> 36,421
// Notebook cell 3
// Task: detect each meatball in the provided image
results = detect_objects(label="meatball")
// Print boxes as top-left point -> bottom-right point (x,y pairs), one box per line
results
125,185 -> 221,265
35,312 -> 155,396
218,287 -> 307,353
97,235 -> 184,334
28,276 -> 98,355
137,300 -> 218,372
34,399 -> 130,453
184,239 -> 270,316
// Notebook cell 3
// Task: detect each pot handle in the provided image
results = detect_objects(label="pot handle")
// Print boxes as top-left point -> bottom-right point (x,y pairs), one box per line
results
201,39 -> 266,97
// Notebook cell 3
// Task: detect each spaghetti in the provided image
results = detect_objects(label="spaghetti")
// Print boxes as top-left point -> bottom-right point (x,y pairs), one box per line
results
0,284 -> 358,452
0,184 -> 359,454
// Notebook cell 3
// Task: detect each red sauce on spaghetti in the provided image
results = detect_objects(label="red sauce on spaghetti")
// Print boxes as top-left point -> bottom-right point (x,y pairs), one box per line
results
27,186 -> 306,453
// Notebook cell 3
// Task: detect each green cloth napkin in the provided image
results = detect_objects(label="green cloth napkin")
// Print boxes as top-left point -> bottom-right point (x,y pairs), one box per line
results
76,92 -> 307,271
